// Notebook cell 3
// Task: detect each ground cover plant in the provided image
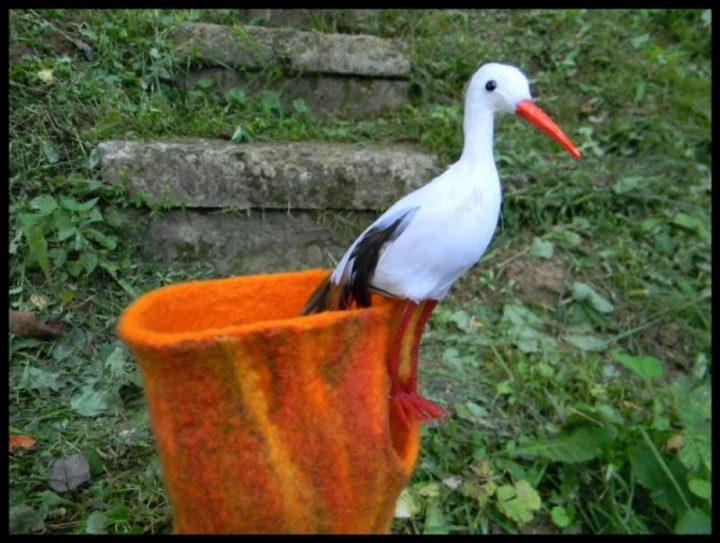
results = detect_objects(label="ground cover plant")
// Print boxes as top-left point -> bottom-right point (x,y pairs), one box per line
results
9,9 -> 710,534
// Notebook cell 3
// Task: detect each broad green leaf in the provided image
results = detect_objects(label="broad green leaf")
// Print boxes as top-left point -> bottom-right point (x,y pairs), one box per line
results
687,479 -> 710,500
42,142 -> 60,164
456,401 -> 490,423
449,310 -> 472,332
67,260 -> 83,277
550,505 -> 571,528
611,350 -> 664,381
629,442 -> 664,491
106,506 -> 131,522
529,237 -> 554,259
630,34 -> 650,49
441,347 -> 463,370
23,366 -> 61,392
631,443 -> 690,516
57,226 -> 78,241
423,502 -> 449,534
675,508 -> 711,535
395,488 -> 420,518
23,225 -> 52,283
502,304 -> 542,328
514,328 -> 542,353
292,98 -> 309,113
261,91 -> 282,111
676,383 -> 711,426
671,212 -> 710,241
640,217 -> 661,232
105,346 -> 127,378
563,334 -> 608,352
87,207 -> 103,223
70,384 -> 119,417
88,147 -> 100,169
612,176 -> 642,194
194,77 -> 214,90
9,505 -> 44,533
511,425 -> 616,463
60,196 -> 99,212
550,228 -> 581,247
30,195 -> 58,213
678,423 -> 711,472
495,480 -> 541,525
85,511 -> 109,534
496,381 -> 513,395
224,88 -> 247,104
81,252 -> 98,273
38,491 -> 70,519
571,283 -> 614,313
85,228 -> 117,249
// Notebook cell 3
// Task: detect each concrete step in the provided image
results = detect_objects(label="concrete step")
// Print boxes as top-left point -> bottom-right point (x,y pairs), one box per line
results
170,22 -> 411,117
96,139 -> 437,210
97,139 -> 438,273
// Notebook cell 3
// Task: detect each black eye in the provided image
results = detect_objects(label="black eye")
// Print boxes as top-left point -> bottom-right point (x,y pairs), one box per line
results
485,80 -> 497,92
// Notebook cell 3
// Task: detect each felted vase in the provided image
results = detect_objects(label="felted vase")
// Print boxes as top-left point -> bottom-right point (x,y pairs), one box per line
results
117,269 -> 421,534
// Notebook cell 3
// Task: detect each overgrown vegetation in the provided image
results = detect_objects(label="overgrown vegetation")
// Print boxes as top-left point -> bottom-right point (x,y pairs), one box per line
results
9,9 -> 710,534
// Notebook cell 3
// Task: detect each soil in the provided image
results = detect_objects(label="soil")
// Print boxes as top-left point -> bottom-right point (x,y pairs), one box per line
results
503,257 -> 570,309
637,322 -> 692,381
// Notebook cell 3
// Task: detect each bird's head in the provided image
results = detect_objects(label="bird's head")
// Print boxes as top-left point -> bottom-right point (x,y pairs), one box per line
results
467,62 -> 580,158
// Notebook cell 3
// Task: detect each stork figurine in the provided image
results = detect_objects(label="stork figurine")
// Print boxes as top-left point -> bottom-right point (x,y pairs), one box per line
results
302,63 -> 581,426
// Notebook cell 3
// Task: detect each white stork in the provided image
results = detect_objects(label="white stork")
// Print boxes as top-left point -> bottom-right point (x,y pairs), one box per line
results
302,62 -> 580,426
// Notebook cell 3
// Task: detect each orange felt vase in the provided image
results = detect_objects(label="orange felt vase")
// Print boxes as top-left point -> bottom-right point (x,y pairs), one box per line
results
117,269 -> 420,534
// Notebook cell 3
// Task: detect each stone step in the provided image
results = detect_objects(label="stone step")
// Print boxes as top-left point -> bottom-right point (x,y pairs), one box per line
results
170,22 -> 411,117
142,208 -> 372,276
96,139 -> 437,210
97,139 -> 438,273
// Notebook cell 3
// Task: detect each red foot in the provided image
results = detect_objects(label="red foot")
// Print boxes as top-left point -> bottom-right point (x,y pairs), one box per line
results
391,391 -> 451,426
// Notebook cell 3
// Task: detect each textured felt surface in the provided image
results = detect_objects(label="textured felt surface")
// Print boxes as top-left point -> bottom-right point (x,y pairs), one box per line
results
117,269 -> 420,534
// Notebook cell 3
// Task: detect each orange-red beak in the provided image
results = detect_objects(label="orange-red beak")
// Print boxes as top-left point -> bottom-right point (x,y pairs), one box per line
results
515,100 -> 581,159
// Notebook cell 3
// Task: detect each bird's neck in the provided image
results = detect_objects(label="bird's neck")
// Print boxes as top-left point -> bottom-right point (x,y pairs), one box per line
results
458,103 -> 495,168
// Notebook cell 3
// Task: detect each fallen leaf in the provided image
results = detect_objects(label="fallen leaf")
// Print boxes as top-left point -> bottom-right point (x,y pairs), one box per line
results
442,475 -> 463,490
9,435 -> 37,453
30,294 -> 48,310
9,309 -> 62,339
395,488 -> 421,518
36,69 -> 54,83
666,434 -> 683,451
48,454 -> 91,492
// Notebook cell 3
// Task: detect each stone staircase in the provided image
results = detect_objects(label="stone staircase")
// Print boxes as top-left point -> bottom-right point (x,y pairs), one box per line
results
97,11 -> 439,273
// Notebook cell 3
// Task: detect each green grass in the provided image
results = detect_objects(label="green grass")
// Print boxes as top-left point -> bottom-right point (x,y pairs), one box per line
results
9,9 -> 711,534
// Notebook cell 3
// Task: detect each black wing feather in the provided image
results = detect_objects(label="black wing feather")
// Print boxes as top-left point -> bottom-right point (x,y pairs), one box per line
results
301,207 -> 418,314
347,207 -> 418,307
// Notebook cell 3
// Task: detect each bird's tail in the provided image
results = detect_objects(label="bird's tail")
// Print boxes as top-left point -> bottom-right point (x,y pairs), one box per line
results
301,274 -> 350,315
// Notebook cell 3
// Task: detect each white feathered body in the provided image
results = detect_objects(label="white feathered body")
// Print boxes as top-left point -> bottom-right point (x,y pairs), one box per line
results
330,159 -> 502,302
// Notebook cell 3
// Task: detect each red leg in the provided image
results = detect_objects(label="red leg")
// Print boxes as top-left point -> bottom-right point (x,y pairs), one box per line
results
387,301 -> 418,427
389,300 -> 450,426
407,300 -> 438,393
387,300 -> 417,394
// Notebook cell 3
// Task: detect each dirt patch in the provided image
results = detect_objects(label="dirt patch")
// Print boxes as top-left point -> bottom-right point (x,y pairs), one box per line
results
503,257 -> 570,308
9,38 -> 35,66
637,323 -> 692,380
10,14 -> 93,66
